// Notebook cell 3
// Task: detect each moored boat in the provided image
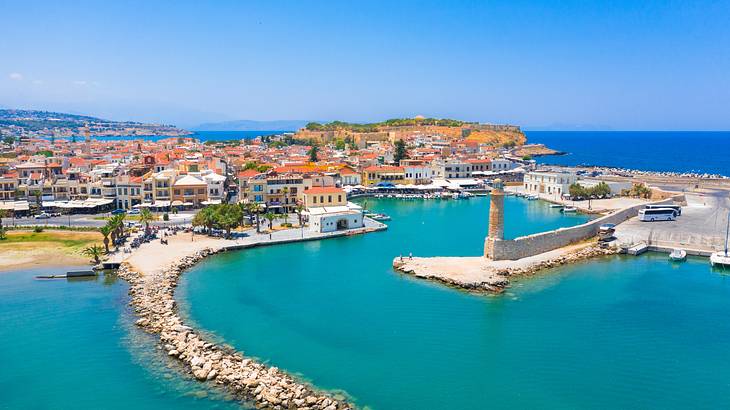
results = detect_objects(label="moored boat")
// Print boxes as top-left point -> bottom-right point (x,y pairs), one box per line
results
561,206 -> 578,213
549,204 -> 564,209
370,213 -> 391,221
669,248 -> 687,261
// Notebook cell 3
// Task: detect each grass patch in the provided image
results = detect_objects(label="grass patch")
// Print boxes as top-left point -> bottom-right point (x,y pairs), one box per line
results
1,230 -> 102,252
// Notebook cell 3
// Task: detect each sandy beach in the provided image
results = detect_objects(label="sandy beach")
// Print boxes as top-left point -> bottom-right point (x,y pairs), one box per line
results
0,230 -> 102,272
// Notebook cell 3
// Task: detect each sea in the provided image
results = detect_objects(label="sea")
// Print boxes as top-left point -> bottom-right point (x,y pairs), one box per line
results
526,131 -> 730,176
4,197 -> 730,409
179,197 -> 730,410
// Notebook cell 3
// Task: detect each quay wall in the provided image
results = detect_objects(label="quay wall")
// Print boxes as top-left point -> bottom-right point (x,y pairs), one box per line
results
487,195 -> 683,260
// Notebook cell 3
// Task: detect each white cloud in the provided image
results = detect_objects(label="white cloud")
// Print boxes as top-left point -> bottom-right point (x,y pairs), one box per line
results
8,72 -> 23,81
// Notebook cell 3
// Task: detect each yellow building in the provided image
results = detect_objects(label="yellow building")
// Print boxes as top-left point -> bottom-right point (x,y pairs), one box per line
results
362,165 -> 406,187
303,186 -> 346,209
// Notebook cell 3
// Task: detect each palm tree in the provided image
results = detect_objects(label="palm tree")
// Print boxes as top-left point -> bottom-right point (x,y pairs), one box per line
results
264,212 -> 277,231
82,245 -> 104,264
99,225 -> 112,253
295,203 -> 305,227
0,209 -> 8,231
139,208 -> 154,232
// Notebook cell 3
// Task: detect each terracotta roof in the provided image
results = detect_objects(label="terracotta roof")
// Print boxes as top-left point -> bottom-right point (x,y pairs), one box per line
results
304,186 -> 345,194
363,165 -> 404,172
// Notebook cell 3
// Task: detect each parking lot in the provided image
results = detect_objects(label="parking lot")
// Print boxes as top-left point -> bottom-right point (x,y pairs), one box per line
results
614,189 -> 730,252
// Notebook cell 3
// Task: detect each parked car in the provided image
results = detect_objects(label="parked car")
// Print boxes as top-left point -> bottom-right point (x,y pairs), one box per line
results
111,209 -> 127,215
128,209 -> 140,215
34,212 -> 51,219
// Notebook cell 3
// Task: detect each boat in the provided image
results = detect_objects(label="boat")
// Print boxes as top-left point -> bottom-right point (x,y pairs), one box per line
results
598,223 -> 616,242
527,195 -> 539,201
669,248 -> 687,261
710,211 -> 730,268
370,213 -> 391,221
561,207 -> 578,213
549,204 -> 564,209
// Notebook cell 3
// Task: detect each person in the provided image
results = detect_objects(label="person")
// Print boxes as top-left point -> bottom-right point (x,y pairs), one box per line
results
409,252 -> 412,259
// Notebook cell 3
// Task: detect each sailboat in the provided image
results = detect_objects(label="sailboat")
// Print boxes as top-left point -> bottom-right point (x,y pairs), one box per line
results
710,211 -> 730,268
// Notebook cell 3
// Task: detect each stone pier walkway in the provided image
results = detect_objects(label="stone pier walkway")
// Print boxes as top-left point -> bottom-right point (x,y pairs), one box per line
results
393,241 -> 618,293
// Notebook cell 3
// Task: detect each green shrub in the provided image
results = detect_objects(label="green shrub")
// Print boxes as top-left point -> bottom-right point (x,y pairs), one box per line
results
163,213 -> 169,221
33,226 -> 44,233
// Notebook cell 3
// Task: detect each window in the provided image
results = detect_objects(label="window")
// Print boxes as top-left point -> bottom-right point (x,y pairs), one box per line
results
313,196 -> 317,203
328,195 -> 332,203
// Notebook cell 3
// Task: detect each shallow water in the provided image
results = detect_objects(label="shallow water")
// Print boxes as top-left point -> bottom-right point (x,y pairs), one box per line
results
0,266 -> 242,409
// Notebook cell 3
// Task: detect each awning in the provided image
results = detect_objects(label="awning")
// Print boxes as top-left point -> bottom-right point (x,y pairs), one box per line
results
171,200 -> 183,206
201,199 -> 222,205
153,200 -> 171,207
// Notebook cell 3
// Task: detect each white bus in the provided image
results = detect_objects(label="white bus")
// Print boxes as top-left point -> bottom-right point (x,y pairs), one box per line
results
645,204 -> 681,216
638,208 -> 677,222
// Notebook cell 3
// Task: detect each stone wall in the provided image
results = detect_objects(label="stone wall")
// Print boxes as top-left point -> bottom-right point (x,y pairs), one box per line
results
486,196 -> 683,260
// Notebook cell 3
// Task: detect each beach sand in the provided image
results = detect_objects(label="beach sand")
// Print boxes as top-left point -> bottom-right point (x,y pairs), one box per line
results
0,230 -> 102,272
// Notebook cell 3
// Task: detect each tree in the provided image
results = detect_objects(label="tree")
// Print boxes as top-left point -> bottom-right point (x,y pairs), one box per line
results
592,182 -> 611,198
308,145 -> 319,162
295,203 -> 305,227
393,139 -> 408,164
99,225 -> 112,253
216,204 -> 242,237
2,136 -> 15,146
139,208 -> 154,231
264,212 -> 277,231
335,139 -> 346,150
0,209 -> 8,232
568,183 -> 587,199
193,206 -> 217,233
82,245 -> 104,264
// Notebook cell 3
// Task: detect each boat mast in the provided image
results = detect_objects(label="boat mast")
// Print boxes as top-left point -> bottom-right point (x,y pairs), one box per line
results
725,210 -> 730,257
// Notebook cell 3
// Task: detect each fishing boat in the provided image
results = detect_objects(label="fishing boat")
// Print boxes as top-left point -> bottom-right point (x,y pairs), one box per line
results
561,207 -> 578,213
711,212 -> 730,268
370,213 -> 391,221
669,248 -> 687,261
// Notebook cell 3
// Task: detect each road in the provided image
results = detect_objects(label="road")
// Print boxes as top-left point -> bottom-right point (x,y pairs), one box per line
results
2,211 -> 197,228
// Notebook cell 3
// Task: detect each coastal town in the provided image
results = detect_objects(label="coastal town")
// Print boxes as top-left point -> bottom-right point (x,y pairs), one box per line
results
2,114 -> 730,410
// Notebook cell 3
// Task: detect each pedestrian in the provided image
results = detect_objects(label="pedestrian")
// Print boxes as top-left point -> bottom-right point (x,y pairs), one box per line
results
409,252 -> 412,259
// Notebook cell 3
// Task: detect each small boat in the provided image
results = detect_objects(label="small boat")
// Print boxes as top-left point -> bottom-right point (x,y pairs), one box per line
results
549,204 -> 564,209
561,207 -> 578,213
527,195 -> 539,201
710,251 -> 730,268
370,213 -> 391,221
669,248 -> 687,261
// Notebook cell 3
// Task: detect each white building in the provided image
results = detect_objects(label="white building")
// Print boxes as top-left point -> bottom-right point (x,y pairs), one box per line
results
490,158 -> 514,172
307,206 -> 364,233
523,170 -> 577,196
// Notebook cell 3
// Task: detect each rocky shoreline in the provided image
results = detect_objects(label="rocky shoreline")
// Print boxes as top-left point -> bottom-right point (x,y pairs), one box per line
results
393,243 -> 620,294
118,248 -> 351,410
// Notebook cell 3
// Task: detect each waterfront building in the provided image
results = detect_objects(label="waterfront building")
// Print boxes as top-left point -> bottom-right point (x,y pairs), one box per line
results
401,159 -> 432,184
523,170 -> 577,196
362,165 -> 406,187
172,174 -> 208,207
303,186 -> 346,209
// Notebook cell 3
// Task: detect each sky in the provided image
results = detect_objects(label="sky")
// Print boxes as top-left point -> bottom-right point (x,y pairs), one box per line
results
1,0 -> 729,130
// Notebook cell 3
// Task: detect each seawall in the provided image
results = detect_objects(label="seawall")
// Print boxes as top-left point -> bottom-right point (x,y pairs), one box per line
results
486,196 -> 682,260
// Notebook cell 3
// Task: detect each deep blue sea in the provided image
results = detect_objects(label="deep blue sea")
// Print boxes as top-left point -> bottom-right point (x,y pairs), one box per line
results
526,131 -> 730,176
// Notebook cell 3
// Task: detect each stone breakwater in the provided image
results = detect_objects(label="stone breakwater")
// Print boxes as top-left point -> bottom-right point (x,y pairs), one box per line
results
393,244 -> 620,294
118,249 -> 351,410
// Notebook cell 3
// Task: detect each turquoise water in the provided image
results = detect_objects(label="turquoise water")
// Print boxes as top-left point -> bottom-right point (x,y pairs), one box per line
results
0,267 -> 242,410
180,197 -> 730,409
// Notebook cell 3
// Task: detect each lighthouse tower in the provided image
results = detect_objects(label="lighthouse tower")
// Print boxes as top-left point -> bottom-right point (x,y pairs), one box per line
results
484,178 -> 505,258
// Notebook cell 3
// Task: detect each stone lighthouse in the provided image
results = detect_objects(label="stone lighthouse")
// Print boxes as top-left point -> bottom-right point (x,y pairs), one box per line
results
484,178 -> 505,258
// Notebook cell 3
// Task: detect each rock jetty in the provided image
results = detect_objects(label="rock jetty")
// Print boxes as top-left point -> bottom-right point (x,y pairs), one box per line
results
393,243 -> 620,294
118,248 -> 351,410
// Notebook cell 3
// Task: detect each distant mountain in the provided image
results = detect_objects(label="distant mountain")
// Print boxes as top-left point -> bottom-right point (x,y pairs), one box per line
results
192,120 -> 311,132
0,109 -> 191,137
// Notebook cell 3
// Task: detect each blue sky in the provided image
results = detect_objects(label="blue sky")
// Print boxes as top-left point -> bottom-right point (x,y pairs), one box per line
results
1,0 -> 729,130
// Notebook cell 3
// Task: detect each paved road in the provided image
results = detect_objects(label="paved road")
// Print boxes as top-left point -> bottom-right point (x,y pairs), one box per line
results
614,190 -> 730,252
